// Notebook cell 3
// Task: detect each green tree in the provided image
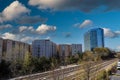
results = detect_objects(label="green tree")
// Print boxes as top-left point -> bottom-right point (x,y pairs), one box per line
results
50,57 -> 59,68
82,51 -> 94,61
40,57 -> 51,71
9,59 -> 23,77
33,57 -> 51,72
93,48 -> 114,60
22,51 -> 34,74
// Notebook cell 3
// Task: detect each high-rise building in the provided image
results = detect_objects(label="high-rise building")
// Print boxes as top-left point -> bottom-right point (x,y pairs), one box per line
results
71,44 -> 82,55
58,44 -> 71,59
84,28 -> 104,51
32,39 -> 57,58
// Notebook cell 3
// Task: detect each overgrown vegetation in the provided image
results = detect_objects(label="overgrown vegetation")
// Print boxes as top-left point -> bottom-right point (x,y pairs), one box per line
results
0,47 -> 116,79
95,70 -> 109,80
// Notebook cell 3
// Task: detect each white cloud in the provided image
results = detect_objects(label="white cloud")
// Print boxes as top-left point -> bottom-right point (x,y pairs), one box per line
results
116,46 -> 120,51
0,24 -> 57,43
2,32 -> 16,40
74,20 -> 93,28
20,36 -> 33,42
36,24 -> 56,34
18,24 -> 56,34
28,26 -> 34,31
0,1 -> 30,23
19,26 -> 35,33
80,20 -> 93,28
19,26 -> 28,32
103,28 -> 120,38
0,24 -> 12,30
74,23 -> 81,27
1,32 -> 35,43
117,46 -> 120,49
29,0 -> 62,10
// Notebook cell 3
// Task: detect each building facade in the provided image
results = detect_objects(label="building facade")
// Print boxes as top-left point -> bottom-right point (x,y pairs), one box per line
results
32,39 -> 57,58
71,44 -> 82,55
0,38 -> 3,62
58,44 -> 71,59
2,39 -> 30,61
84,28 -> 104,51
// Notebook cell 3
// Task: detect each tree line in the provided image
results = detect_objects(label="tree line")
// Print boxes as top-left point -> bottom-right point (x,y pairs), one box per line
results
0,47 -> 116,79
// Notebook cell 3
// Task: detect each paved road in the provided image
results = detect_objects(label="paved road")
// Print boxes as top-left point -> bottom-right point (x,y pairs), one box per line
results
110,70 -> 120,80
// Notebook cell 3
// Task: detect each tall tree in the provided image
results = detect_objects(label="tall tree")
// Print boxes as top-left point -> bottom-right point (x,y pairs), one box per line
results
22,51 -> 34,74
93,48 -> 112,60
82,51 -> 94,61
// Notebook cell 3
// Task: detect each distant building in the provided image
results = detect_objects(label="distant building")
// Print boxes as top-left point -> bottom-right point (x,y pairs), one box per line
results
3,39 -> 30,61
58,44 -> 71,59
32,39 -> 57,58
71,44 -> 82,55
84,28 -> 104,51
0,38 -> 3,62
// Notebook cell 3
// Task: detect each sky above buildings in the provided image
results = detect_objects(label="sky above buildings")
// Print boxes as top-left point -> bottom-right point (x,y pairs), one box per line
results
0,0 -> 120,51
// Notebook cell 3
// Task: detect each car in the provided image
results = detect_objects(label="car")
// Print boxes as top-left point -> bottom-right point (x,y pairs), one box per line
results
117,62 -> 120,70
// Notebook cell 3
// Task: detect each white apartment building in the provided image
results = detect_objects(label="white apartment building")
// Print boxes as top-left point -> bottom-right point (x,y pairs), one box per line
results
32,39 -> 57,58
0,38 -> 3,62
71,44 -> 82,55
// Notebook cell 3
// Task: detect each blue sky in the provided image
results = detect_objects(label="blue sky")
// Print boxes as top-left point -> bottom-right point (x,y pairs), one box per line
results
0,0 -> 120,51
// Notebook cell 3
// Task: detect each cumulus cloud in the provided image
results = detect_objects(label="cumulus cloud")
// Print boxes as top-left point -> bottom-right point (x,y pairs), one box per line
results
0,24 -> 57,43
12,24 -> 56,35
103,28 -> 120,38
15,16 -> 47,24
36,24 -> 56,34
0,24 -> 12,30
74,20 -> 93,28
0,1 -> 30,23
19,26 -> 28,32
0,32 -> 35,43
20,36 -> 33,42
18,26 -> 34,32
28,0 -> 120,12
2,32 -> 16,40
117,46 -> 120,51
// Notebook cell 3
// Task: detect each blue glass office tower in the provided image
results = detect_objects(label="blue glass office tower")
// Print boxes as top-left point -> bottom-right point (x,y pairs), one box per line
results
84,28 -> 104,51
